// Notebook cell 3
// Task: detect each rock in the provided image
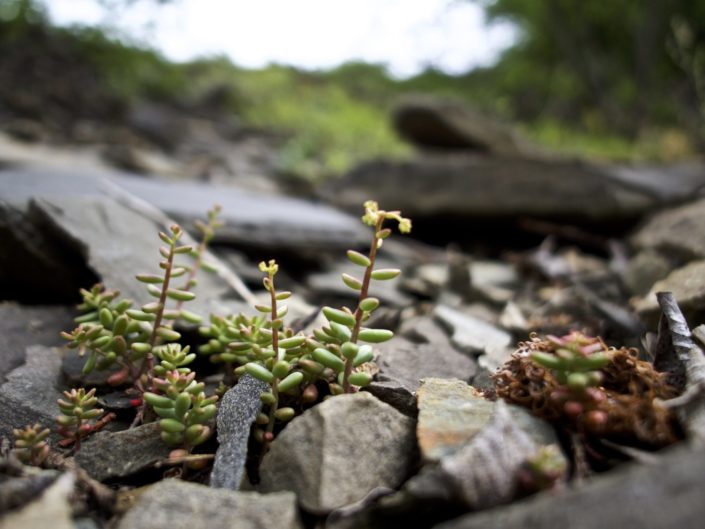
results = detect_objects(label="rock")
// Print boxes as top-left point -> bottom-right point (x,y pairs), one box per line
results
210,374 -> 268,489
607,162 -> 705,203
0,472 -> 74,529
258,392 -> 417,513
322,154 -> 655,224
116,479 -> 302,529
392,97 -> 538,156
416,378 -> 558,464
61,349 -> 125,388
622,249 -> 673,296
416,379 -> 495,463
0,346 -> 64,442
111,173 -> 368,252
376,336 -> 477,394
0,469 -> 60,512
630,196 -> 705,261
433,444 -> 705,529
634,260 -> 705,320
0,167 -> 253,310
368,335 -> 477,417
0,303 -> 74,382
75,423 -> 170,481
433,305 -> 512,357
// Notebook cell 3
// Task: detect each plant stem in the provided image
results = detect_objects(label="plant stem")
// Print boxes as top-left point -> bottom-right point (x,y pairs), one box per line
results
264,270 -> 280,449
343,217 -> 384,393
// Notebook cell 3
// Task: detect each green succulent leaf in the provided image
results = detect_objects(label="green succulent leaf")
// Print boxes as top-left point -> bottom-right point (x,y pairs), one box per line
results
341,273 -> 363,291
357,328 -> 394,343
166,289 -> 196,302
347,250 -> 371,267
245,362 -> 274,383
370,268 -> 401,280
277,371 -> 304,392
348,372 -> 373,387
312,348 -> 345,373
322,307 -> 356,327
135,274 -> 164,284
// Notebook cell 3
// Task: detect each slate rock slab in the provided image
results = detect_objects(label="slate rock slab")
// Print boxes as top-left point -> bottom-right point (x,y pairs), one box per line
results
116,479 -> 302,529
0,345 -> 64,442
112,173 -> 367,251
433,305 -> 511,357
210,374 -> 268,489
0,303 -> 74,382
0,166 -> 254,310
322,154 -> 655,223
434,444 -> 705,529
258,392 -> 417,513
75,422 -> 170,481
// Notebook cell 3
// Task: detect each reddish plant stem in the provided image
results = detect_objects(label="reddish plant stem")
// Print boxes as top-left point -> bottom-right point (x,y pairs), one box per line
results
343,217 -> 384,393
265,273 -> 280,444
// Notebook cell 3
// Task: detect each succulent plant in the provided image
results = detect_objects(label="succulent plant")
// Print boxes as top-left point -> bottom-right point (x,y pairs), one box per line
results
531,332 -> 609,428
143,343 -> 218,454
12,424 -> 50,466
56,387 -> 105,451
310,200 -> 411,393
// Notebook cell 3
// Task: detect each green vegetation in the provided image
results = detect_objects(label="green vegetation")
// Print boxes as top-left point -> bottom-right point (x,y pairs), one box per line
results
1,0 -> 702,183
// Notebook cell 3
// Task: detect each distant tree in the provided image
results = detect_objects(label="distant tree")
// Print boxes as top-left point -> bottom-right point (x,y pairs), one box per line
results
472,0 -> 705,140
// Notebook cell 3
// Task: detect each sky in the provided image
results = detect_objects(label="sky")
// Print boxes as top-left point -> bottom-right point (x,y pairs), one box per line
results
42,0 -> 516,78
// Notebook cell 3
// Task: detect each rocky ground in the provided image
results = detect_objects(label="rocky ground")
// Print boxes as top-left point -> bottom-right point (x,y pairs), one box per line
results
2,96 -> 705,529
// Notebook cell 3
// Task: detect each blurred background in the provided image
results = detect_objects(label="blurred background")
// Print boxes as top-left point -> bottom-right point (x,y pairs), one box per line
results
1,0 -> 704,184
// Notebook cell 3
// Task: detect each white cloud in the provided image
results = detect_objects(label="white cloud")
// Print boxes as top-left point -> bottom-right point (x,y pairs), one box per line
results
43,0 -> 516,77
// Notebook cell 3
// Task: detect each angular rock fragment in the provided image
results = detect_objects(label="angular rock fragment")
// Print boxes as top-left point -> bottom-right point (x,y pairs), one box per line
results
0,303 -> 74,382
416,378 -> 558,464
635,260 -> 705,321
434,444 -> 705,529
75,423 -> 170,481
0,346 -> 64,441
210,374 -> 268,489
368,336 -> 477,416
116,479 -> 302,529
258,392 -> 416,513
433,305 -> 511,358
0,472 -> 74,529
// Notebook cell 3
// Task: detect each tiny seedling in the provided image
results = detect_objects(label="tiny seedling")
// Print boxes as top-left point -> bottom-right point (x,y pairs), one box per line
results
12,424 -> 50,466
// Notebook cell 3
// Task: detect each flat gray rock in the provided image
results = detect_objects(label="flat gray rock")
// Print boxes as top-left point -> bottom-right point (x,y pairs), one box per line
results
434,444 -> 705,529
112,173 -> 367,251
116,479 -> 302,529
433,305 -> 511,357
258,392 -> 417,514
0,345 -> 64,442
75,422 -> 170,481
210,374 -> 268,489
0,303 -> 74,382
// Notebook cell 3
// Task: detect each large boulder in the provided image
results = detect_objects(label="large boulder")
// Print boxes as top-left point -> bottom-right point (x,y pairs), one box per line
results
392,97 -> 538,156
321,154 -> 656,224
